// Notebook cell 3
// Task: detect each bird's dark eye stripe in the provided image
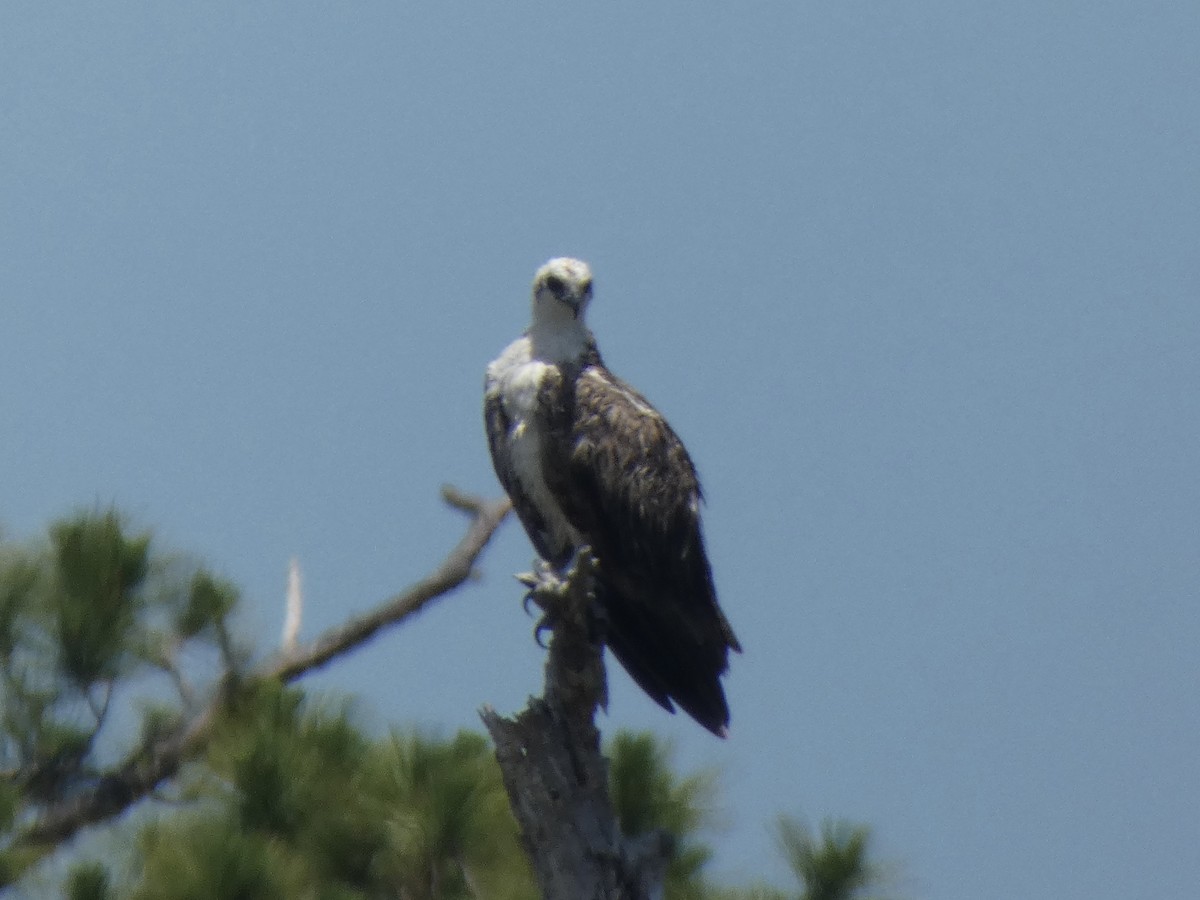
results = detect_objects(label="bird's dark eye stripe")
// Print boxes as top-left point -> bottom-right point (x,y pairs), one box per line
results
544,274 -> 565,294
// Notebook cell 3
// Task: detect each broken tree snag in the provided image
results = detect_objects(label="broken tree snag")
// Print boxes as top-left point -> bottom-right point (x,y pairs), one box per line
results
480,548 -> 672,900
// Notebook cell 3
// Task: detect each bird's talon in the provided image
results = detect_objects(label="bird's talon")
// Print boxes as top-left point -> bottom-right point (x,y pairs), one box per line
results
533,613 -> 557,648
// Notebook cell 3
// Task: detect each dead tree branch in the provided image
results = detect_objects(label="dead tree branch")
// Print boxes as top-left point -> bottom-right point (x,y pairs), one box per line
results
480,548 -> 673,900
270,487 -> 511,681
13,487 -> 511,852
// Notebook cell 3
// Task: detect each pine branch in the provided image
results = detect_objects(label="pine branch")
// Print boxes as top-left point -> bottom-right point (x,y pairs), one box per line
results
480,548 -> 672,900
12,488 -> 511,853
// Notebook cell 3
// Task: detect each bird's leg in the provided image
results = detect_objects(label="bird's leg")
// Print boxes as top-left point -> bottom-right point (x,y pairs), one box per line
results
517,559 -> 563,648
528,546 -> 608,718
516,548 -> 601,649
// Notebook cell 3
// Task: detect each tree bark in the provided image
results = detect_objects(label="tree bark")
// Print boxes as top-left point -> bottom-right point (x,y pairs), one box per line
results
481,549 -> 672,900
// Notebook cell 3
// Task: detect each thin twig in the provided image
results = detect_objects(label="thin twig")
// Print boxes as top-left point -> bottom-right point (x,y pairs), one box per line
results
159,646 -> 197,712
85,681 -> 114,730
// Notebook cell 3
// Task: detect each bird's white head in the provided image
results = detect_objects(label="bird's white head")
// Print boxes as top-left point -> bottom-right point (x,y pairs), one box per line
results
528,257 -> 594,360
532,257 -> 593,325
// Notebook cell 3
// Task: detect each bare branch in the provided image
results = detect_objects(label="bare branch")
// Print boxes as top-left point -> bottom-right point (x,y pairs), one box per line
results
281,557 -> 302,652
13,489 -> 512,853
440,483 -> 491,515
269,491 -> 511,682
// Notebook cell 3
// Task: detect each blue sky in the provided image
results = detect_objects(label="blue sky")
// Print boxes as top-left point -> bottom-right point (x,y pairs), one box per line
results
2,3 -> 1198,897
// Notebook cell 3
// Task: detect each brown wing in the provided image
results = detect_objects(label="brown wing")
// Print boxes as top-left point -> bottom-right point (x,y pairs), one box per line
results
560,365 -> 741,736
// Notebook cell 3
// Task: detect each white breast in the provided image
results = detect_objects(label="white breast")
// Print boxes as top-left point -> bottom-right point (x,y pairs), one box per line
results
486,337 -> 580,556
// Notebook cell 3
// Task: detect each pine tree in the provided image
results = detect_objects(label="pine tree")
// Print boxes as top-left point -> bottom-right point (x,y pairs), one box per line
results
1,510 -> 240,887
776,817 -> 888,900
2,505 -> 897,899
118,686 -> 536,899
1,491 -> 509,891
607,732 -> 716,900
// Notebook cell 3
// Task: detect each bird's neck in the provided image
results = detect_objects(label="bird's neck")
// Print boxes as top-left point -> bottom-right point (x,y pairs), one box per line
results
528,320 -> 591,364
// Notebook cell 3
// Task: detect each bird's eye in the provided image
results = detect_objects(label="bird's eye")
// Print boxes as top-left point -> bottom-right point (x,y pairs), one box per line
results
581,279 -> 593,296
544,274 -> 565,295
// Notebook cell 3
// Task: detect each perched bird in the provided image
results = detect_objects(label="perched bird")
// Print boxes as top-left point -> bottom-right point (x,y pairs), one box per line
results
484,258 -> 741,737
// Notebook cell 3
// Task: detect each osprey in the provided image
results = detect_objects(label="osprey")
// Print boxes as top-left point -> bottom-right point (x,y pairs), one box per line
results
484,257 -> 741,737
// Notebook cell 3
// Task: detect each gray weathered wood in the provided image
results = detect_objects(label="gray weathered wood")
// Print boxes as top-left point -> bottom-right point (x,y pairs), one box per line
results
481,548 -> 672,900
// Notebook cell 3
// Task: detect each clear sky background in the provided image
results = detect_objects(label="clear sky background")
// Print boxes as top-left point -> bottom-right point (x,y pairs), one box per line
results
2,3 -> 1198,898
